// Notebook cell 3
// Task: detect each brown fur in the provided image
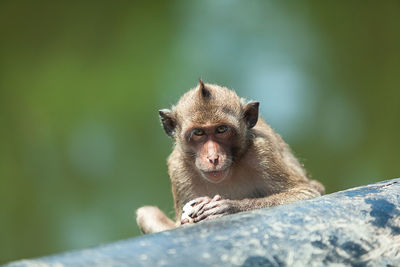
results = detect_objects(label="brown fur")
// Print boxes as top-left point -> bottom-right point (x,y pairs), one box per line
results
136,81 -> 324,234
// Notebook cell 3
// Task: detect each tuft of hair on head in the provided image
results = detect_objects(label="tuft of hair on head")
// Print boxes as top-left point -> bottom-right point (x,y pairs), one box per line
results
198,78 -> 211,99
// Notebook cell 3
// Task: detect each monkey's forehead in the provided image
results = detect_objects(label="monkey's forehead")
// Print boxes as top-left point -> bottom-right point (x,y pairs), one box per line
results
179,107 -> 241,131
174,83 -> 245,127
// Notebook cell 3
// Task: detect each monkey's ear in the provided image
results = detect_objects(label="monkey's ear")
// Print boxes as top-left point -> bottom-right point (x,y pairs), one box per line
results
198,78 -> 211,99
159,109 -> 176,137
243,101 -> 259,129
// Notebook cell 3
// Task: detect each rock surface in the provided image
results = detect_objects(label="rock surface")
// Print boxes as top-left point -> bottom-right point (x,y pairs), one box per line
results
5,178 -> 400,267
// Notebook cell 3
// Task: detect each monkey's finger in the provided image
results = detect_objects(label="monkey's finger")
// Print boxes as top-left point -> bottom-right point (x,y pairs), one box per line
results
191,196 -> 212,205
194,210 -> 229,223
194,205 -> 228,222
185,199 -> 197,207
183,197 -> 210,217
195,200 -> 222,217
190,198 -> 212,217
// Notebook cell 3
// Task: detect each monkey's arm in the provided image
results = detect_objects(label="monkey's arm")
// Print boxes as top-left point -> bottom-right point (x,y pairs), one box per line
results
233,186 -> 321,212
188,186 -> 321,223
136,206 -> 178,234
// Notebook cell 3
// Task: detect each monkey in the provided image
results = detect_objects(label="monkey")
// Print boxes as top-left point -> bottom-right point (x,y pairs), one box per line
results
136,80 -> 324,234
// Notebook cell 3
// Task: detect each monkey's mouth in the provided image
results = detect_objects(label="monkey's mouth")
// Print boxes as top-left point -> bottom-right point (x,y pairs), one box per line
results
201,168 -> 230,183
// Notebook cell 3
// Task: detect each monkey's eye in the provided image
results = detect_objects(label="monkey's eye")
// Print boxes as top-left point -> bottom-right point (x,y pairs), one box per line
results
193,129 -> 205,136
216,125 -> 228,134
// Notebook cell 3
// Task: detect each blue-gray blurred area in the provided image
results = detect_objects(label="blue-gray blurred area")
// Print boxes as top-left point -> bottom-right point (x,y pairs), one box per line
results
1,0 -> 399,263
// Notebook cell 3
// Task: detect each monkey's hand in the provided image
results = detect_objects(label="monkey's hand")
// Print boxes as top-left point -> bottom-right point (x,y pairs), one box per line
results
180,197 -> 212,225
181,195 -> 237,224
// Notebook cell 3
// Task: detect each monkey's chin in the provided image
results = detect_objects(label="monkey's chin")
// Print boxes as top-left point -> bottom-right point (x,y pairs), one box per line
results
201,169 -> 230,184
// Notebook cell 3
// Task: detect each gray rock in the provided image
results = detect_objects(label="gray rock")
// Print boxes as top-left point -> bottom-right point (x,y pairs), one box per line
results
5,178 -> 400,267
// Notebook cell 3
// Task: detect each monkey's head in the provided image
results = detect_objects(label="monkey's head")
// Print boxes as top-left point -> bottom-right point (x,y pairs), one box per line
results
159,80 -> 259,184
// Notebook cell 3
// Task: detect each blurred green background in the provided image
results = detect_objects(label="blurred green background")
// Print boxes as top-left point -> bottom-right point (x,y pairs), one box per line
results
1,0 -> 399,263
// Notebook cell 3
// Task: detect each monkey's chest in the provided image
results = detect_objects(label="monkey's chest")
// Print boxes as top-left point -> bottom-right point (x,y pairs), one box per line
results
188,177 -> 270,201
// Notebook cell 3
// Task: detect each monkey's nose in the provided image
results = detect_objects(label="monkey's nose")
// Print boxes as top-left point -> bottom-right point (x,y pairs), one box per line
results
208,156 -> 219,166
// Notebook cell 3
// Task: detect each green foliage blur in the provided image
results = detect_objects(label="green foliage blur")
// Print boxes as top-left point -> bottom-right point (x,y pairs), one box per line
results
1,1 -> 399,263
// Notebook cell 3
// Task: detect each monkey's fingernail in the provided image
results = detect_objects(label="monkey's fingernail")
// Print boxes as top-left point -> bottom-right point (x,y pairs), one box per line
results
188,200 -> 196,206
213,195 -> 222,201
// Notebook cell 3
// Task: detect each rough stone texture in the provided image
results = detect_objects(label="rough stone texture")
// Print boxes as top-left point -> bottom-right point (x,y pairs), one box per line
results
5,178 -> 400,267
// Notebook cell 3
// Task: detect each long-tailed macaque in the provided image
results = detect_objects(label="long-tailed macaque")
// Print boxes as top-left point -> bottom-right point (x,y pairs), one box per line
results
136,80 -> 324,234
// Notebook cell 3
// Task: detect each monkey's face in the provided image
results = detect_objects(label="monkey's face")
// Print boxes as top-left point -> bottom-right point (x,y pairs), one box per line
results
186,124 -> 236,183
159,81 -> 260,183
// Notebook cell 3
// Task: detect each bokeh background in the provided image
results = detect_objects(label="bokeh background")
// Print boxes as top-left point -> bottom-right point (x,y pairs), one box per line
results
1,0 -> 399,263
